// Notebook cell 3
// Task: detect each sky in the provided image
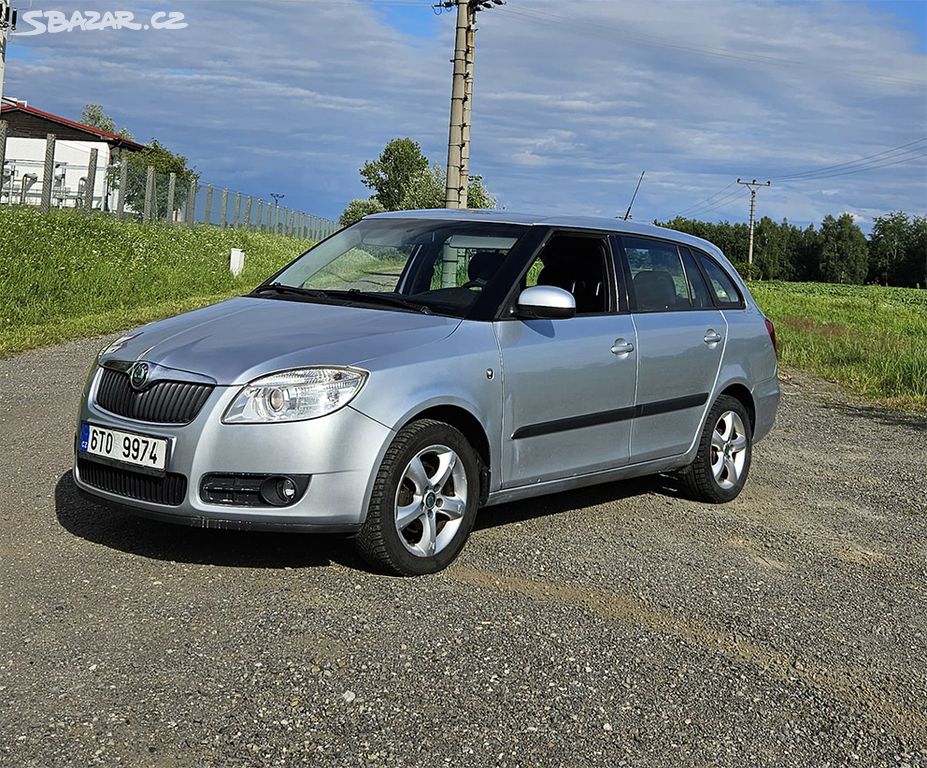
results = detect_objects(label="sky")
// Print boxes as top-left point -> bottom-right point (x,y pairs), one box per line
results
4,0 -> 927,229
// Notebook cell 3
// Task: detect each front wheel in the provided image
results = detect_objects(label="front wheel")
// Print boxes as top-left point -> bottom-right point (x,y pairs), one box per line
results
355,419 -> 480,575
679,395 -> 752,503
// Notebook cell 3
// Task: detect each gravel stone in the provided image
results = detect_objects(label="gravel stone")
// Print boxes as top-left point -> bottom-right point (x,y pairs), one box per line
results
0,336 -> 925,767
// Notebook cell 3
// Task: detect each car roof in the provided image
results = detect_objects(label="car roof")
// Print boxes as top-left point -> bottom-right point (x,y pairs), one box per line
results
367,208 -> 726,259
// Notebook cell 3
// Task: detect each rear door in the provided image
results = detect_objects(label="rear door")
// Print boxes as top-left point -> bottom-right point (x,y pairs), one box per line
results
496,232 -> 637,487
615,236 -> 726,463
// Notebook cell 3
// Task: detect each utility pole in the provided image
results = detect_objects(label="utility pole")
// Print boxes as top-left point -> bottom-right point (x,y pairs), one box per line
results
440,0 -> 502,209
736,178 -> 771,277
0,1 -> 13,108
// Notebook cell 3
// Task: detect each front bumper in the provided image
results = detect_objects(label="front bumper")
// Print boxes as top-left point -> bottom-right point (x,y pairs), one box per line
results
73,368 -> 395,531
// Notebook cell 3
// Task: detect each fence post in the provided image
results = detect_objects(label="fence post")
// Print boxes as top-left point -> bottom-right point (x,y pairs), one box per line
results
205,184 -> 214,224
233,191 -> 241,227
83,148 -> 98,212
40,134 -> 56,212
256,199 -> 264,232
142,166 -> 155,222
219,188 -> 228,227
244,195 -> 252,229
164,172 -> 176,223
0,121 -> 7,200
185,178 -> 197,225
116,157 -> 128,220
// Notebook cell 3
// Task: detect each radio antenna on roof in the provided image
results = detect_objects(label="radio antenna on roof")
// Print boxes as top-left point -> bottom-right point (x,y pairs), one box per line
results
622,170 -> 645,221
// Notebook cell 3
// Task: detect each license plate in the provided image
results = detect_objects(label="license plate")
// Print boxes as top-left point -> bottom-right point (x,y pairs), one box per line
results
79,423 -> 168,471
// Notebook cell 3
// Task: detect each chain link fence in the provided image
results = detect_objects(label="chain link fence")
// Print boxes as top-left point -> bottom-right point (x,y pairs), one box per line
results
0,124 -> 339,239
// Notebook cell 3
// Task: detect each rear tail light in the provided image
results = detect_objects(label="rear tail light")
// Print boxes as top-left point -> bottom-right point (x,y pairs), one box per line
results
764,316 -> 778,357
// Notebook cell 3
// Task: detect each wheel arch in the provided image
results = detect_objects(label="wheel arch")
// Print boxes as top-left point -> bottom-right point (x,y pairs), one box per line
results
718,382 -> 756,435
400,404 -> 492,504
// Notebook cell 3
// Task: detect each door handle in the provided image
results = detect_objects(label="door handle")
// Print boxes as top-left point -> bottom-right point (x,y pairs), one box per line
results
703,330 -> 723,344
611,339 -> 635,356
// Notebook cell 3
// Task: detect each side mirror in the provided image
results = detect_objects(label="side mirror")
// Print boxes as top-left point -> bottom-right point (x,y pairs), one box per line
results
515,285 -> 576,320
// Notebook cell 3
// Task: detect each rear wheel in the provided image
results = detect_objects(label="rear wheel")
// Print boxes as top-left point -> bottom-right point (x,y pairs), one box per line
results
355,419 -> 479,575
679,395 -> 752,503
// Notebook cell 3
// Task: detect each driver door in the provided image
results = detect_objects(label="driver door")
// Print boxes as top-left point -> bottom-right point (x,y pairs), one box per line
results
495,233 -> 637,487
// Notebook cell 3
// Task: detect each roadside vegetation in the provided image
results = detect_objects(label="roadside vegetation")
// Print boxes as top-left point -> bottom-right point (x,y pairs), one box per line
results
752,281 -> 927,411
3,205 -> 925,411
0,206 -> 312,357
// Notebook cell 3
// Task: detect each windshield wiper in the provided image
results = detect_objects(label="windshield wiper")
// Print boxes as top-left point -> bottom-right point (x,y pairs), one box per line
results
345,290 -> 432,315
251,283 -> 344,301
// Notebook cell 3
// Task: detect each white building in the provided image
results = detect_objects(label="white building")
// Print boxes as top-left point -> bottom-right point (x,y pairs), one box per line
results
0,99 -> 145,209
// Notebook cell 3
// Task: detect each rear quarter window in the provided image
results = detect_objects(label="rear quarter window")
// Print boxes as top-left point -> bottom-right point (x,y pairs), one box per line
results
696,253 -> 744,308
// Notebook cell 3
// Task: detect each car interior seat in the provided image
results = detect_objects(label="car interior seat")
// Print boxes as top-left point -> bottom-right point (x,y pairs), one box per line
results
537,242 -> 606,314
633,270 -> 678,311
464,251 -> 501,288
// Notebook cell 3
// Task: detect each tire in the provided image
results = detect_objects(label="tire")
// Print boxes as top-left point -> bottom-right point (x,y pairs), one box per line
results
355,419 -> 480,576
679,395 -> 752,503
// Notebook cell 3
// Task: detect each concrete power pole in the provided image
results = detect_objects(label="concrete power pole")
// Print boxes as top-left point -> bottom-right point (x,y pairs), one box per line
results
0,0 -> 10,107
442,0 -> 502,209
736,178 -> 771,277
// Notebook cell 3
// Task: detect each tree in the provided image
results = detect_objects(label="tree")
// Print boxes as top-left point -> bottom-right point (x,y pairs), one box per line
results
339,197 -> 386,227
125,139 -> 197,220
360,138 -> 429,211
818,213 -> 868,284
80,104 -> 133,139
398,164 -> 495,210
869,211 -> 927,287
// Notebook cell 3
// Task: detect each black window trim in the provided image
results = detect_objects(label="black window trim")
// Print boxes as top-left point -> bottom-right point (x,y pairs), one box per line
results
493,226 -> 629,321
614,234 -> 720,314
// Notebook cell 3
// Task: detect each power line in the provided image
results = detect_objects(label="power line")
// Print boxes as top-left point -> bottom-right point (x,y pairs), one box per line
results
771,137 -> 927,181
674,181 -> 737,217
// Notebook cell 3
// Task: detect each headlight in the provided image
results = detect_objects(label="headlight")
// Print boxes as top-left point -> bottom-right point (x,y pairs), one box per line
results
223,367 -> 368,424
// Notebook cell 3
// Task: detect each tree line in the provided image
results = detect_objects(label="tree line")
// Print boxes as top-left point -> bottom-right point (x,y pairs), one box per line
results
656,212 -> 927,288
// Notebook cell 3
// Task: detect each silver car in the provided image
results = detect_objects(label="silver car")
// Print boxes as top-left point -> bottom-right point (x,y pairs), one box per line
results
74,210 -> 780,574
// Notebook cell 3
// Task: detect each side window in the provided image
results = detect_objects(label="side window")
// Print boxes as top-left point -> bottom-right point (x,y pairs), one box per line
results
680,248 -> 714,309
623,237 -> 701,312
524,235 -> 611,315
697,253 -> 743,307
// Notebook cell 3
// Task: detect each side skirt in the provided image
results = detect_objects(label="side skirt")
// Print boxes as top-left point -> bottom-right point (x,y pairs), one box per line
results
483,451 -> 693,507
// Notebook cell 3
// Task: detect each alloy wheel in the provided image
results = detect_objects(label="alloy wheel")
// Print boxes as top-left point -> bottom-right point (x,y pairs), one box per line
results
394,444 -> 468,557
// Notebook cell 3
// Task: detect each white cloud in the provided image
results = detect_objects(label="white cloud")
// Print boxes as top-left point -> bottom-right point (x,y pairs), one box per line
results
5,0 -> 925,227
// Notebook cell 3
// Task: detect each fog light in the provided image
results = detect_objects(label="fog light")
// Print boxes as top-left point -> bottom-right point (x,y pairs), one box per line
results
260,475 -> 299,507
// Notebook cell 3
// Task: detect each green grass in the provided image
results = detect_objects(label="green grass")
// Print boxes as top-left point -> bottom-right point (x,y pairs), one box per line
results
2,207 -> 925,412
0,206 -> 313,357
751,281 -> 927,411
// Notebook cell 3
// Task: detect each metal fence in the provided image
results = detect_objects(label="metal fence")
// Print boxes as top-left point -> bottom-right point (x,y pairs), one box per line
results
0,124 -> 339,239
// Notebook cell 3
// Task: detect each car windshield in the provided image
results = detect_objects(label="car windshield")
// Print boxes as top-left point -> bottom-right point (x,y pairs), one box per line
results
264,218 -> 529,318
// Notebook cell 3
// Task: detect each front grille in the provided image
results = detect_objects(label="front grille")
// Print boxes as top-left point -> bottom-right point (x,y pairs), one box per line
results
78,457 -> 187,506
96,367 -> 213,424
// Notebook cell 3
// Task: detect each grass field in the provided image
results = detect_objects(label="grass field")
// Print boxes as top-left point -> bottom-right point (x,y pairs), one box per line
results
751,281 -> 927,411
0,206 -> 313,357
2,206 -> 925,411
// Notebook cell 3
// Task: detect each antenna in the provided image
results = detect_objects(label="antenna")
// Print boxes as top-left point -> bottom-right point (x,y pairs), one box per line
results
623,171 -> 645,221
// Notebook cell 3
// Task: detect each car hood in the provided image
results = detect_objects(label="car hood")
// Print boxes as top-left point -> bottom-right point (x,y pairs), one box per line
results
101,296 -> 461,385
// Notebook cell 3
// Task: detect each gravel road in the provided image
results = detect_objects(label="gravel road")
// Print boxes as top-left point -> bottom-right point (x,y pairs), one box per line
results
1,337 -> 926,768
